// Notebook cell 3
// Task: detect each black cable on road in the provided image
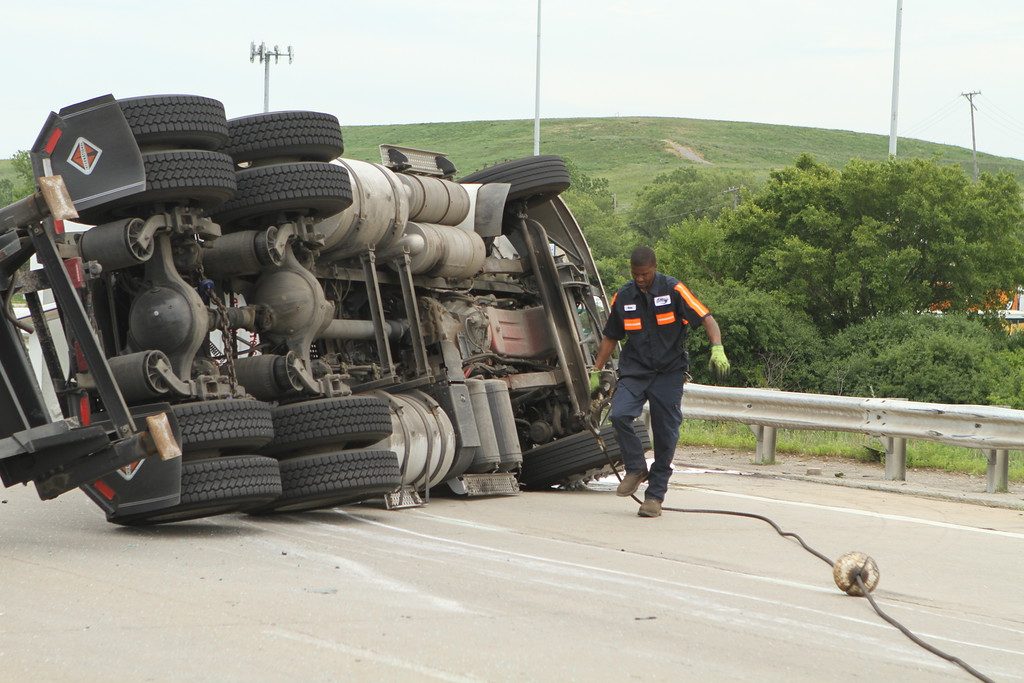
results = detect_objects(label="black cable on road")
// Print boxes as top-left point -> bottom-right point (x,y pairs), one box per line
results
586,419 -> 996,682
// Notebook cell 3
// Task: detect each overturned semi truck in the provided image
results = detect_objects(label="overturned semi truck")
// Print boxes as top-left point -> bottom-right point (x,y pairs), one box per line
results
0,94 -> 649,525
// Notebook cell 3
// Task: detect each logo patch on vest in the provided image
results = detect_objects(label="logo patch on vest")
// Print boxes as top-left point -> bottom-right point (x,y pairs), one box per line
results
654,295 -> 671,306
623,304 -> 637,311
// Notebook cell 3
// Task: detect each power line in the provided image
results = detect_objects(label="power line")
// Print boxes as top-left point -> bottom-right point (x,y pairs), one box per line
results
976,94 -> 1024,136
976,109 -> 1024,145
901,96 -> 962,137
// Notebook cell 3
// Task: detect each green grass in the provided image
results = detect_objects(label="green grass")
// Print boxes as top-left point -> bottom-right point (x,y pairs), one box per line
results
679,420 -> 1024,482
341,117 -> 1024,209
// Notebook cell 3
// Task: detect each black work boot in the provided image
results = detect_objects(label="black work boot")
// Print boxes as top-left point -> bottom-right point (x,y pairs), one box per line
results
638,496 -> 662,518
616,471 -> 648,497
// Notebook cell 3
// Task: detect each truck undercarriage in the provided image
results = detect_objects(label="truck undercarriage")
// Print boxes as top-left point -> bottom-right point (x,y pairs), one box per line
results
0,94 -> 648,524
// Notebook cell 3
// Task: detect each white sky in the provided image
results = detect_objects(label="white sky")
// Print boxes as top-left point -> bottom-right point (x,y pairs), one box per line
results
5,1 -> 1024,161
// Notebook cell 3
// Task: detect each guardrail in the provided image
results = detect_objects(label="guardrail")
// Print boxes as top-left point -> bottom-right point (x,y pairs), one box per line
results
681,384 -> 1022,493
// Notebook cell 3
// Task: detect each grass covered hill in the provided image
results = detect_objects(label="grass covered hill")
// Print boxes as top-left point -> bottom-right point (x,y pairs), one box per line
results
4,116 -> 1022,209
341,117 -> 1024,209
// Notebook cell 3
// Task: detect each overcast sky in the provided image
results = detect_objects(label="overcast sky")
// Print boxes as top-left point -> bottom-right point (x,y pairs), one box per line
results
5,1 -> 1024,162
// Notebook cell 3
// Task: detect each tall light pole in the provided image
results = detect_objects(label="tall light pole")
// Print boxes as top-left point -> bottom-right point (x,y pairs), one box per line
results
888,0 -> 903,156
250,41 -> 294,113
533,0 -> 542,156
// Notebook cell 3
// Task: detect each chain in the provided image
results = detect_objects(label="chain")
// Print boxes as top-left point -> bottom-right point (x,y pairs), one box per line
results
196,263 -> 238,390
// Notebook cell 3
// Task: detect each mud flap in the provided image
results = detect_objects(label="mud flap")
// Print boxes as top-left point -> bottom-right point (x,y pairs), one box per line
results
80,404 -> 183,522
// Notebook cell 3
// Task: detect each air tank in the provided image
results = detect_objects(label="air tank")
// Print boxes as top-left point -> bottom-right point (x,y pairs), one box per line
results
317,158 -> 409,260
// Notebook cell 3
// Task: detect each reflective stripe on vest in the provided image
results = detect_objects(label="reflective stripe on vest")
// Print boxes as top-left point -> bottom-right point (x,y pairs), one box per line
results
674,282 -> 709,318
623,317 -> 642,331
655,311 -> 677,326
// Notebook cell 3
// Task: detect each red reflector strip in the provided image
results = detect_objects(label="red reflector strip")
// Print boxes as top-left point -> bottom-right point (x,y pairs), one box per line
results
43,128 -> 63,154
73,341 -> 89,372
623,318 -> 643,331
656,312 -> 677,325
64,257 -> 85,288
78,394 -> 91,426
53,220 -> 65,235
93,479 -> 115,501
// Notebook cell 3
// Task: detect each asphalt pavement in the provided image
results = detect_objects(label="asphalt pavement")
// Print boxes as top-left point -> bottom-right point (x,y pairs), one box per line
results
1,465 -> 1022,682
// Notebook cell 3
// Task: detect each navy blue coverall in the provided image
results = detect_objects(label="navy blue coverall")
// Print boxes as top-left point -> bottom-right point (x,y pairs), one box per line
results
602,273 -> 711,502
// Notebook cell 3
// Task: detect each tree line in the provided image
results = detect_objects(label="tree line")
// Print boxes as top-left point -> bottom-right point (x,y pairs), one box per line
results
564,155 -> 1024,409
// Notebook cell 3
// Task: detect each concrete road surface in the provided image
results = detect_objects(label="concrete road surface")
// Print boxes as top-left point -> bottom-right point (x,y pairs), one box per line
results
1,470 -> 1022,682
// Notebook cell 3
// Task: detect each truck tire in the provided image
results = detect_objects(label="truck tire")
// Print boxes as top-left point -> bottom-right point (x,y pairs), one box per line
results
459,155 -> 571,206
223,111 -> 344,164
213,162 -> 353,228
263,395 -> 392,456
77,150 -> 237,224
111,455 -> 282,525
117,95 -> 229,150
250,448 -> 400,513
519,421 -> 650,489
172,399 -> 275,453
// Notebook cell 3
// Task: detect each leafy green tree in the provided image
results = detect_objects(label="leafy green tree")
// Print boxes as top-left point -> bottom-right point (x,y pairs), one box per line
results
724,155 -> 1024,334
10,151 -> 35,198
685,280 -> 823,390
815,313 -> 1006,404
628,167 -> 757,242
0,178 -> 15,206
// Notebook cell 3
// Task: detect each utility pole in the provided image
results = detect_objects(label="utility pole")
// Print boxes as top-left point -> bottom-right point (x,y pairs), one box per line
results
533,0 -> 542,156
961,90 -> 981,180
888,0 -> 903,156
725,186 -> 741,209
250,42 -> 294,113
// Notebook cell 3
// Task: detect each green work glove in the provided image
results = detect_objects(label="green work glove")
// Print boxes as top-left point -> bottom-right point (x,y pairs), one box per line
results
589,369 -> 616,395
709,344 -> 730,378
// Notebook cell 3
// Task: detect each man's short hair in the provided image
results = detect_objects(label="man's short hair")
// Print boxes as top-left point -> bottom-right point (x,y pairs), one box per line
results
630,246 -> 657,267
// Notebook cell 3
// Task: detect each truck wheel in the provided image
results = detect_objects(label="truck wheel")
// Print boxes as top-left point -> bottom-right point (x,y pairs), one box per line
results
222,111 -> 344,164
172,399 -> 275,453
250,448 -> 400,513
518,420 -> 650,489
77,150 -> 237,224
110,455 -> 282,525
263,395 -> 392,456
117,95 -> 229,151
212,162 -> 352,229
459,155 -> 571,206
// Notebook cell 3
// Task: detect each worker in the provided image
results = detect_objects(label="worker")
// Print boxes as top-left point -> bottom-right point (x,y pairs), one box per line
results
591,246 -> 729,518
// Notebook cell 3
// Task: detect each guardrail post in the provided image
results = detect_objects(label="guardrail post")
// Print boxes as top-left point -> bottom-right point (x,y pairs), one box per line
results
748,425 -> 777,464
884,436 -> 907,481
985,449 -> 1009,493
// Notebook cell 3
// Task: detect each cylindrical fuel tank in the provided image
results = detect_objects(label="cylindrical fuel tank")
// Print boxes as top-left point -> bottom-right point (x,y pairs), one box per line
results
482,379 -> 522,471
317,158 -> 409,260
427,225 -> 486,279
389,221 -> 443,274
396,174 -> 470,226
376,391 -> 457,491
464,378 -> 501,473
387,222 -> 485,278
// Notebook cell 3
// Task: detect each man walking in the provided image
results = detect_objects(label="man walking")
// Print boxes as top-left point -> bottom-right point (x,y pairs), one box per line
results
591,246 -> 729,517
